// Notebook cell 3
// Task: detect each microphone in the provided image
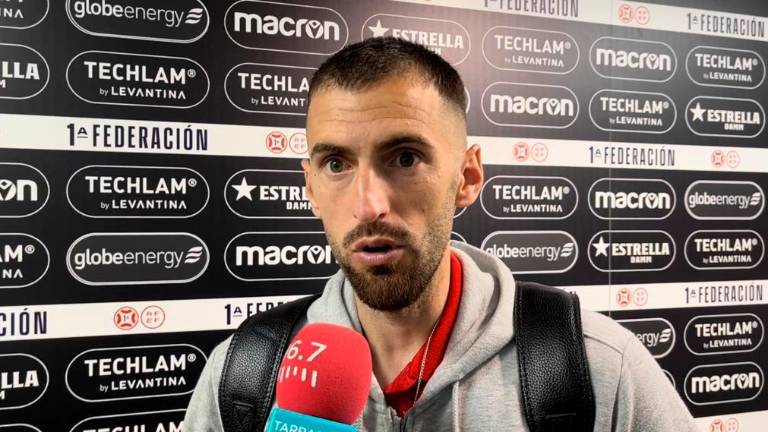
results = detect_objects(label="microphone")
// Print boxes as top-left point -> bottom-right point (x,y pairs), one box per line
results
266,323 -> 373,432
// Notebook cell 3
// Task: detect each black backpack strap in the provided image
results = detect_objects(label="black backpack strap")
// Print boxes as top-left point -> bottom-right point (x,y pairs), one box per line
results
219,294 -> 319,432
514,281 -> 595,432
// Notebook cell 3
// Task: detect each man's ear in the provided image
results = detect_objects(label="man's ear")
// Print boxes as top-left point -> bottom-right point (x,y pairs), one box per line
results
301,159 -> 321,217
455,144 -> 483,209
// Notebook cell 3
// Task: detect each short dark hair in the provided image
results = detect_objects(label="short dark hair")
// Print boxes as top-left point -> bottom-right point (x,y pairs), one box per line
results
308,37 -> 466,116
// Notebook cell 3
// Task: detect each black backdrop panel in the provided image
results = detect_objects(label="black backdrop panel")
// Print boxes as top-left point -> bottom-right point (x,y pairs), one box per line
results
0,0 -> 767,430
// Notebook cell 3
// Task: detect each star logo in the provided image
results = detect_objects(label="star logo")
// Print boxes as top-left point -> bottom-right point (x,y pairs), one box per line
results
690,102 -> 706,122
368,20 -> 390,37
231,177 -> 256,201
592,236 -> 610,257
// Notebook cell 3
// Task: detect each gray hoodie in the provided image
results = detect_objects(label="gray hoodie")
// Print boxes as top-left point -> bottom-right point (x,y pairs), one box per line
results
184,241 -> 699,431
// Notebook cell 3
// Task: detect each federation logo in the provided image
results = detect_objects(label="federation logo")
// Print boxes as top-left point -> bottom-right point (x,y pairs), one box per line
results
225,0 -> 348,55
482,26 -> 578,74
0,353 -> 49,410
65,344 -> 206,401
225,232 -> 338,281
686,46 -> 765,89
0,0 -> 48,29
480,175 -> 577,220
589,230 -> 675,272
589,89 -> 676,134
482,82 -> 578,128
0,163 -> 50,218
686,96 -> 765,138
362,14 -> 470,65
113,307 -> 138,330
685,230 -> 764,270
66,165 -> 209,218
225,169 -> 314,219
66,50 -> 210,109
66,0 -> 209,43
225,63 -> 314,115
590,36 -> 676,82
266,131 -> 288,153
685,313 -> 764,356
141,305 -> 165,329
0,43 -> 50,100
685,362 -> 764,405
685,180 -> 764,220
481,231 -> 577,274
67,232 -> 209,286
588,178 -> 675,220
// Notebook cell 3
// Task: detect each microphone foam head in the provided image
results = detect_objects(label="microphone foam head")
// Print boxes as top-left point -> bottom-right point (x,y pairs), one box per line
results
276,322 -> 372,425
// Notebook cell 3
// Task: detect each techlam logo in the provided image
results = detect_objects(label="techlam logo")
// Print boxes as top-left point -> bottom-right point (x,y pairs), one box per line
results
66,0 -> 209,43
225,232 -> 338,282
0,233 -> 50,289
482,26 -> 578,74
686,46 -> 766,89
589,230 -> 675,272
685,180 -> 764,220
225,169 -> 314,219
362,14 -> 470,65
481,231 -> 577,274
0,0 -> 48,29
0,43 -> 50,100
685,230 -> 764,270
69,409 -> 184,432
588,178 -> 675,220
684,362 -> 764,405
0,353 -> 49,410
589,90 -> 676,134
590,36 -> 676,82
686,96 -> 765,138
225,0 -> 349,55
65,344 -> 206,401
0,163 -> 50,218
480,175 -> 578,219
685,313 -> 764,355
66,232 -> 209,286
482,82 -> 578,128
616,318 -> 675,358
66,165 -> 210,218
66,50 -> 210,109
224,63 -> 314,115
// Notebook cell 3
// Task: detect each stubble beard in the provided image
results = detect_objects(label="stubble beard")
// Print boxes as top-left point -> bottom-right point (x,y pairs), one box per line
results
327,191 -> 455,312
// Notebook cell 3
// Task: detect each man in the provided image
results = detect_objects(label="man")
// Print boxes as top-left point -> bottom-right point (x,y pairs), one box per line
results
185,37 -> 698,431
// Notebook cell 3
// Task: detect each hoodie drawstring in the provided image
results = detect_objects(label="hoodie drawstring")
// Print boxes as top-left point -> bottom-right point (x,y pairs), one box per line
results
452,381 -> 461,432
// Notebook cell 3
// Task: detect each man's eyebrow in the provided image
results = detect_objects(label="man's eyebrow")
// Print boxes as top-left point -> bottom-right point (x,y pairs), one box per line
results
376,134 -> 432,151
309,143 -> 350,159
309,135 -> 431,160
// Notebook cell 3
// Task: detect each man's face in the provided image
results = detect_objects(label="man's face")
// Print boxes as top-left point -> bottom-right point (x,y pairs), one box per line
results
303,74 -> 475,311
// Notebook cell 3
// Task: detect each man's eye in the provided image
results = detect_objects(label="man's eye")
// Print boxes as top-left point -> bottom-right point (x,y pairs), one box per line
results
326,158 -> 345,173
397,151 -> 419,168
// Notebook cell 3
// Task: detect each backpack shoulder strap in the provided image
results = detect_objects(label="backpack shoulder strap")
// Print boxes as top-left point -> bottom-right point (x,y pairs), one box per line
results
218,294 -> 319,432
514,281 -> 595,432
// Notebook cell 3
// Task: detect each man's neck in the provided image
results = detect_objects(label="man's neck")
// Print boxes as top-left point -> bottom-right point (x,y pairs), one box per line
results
356,249 -> 453,389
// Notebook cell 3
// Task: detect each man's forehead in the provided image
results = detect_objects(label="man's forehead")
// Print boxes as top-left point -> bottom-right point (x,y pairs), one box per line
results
308,77 -> 444,125
306,79 -> 456,152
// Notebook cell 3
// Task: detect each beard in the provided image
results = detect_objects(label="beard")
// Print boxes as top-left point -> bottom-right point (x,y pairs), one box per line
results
326,190 -> 455,312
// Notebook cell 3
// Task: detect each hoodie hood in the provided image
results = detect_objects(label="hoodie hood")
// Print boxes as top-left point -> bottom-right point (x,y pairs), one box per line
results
305,241 -> 516,426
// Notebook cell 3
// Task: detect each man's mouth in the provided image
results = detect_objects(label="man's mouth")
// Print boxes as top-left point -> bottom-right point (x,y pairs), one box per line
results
351,237 -> 405,266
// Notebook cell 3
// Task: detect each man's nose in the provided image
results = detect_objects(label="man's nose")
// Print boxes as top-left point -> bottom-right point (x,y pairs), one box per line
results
352,164 -> 390,223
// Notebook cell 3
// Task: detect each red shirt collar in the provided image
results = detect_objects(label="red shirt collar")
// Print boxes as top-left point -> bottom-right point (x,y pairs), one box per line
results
382,251 -> 464,417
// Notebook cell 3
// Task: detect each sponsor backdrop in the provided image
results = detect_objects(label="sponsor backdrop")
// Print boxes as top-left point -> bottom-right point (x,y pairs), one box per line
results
0,0 -> 766,430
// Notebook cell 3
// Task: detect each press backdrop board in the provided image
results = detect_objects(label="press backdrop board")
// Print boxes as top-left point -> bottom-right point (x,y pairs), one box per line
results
0,0 -> 766,431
